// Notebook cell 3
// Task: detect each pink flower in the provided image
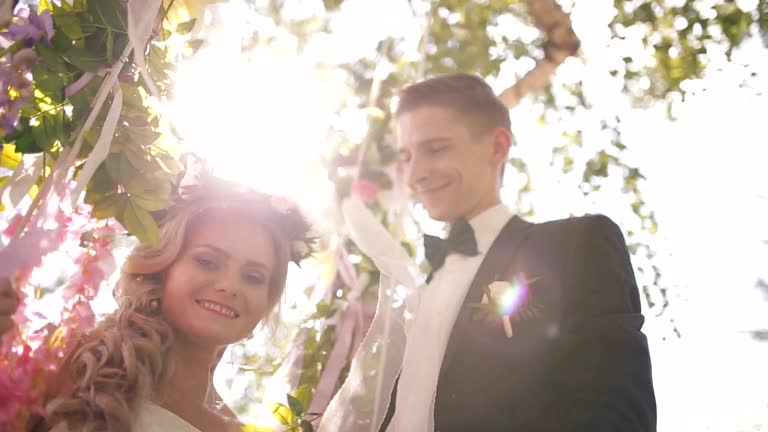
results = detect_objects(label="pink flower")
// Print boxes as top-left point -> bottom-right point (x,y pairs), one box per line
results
351,179 -> 379,204
72,300 -> 95,331
62,228 -> 116,301
0,343 -> 44,425
1,214 -> 23,238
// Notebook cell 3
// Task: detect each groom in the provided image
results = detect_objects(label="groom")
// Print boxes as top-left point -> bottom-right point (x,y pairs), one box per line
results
380,73 -> 656,431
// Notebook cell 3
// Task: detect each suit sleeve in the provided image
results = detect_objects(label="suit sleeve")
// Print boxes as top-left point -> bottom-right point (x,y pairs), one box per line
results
548,215 -> 656,432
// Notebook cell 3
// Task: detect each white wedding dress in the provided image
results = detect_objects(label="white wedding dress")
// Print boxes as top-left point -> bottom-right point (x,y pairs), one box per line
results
134,400 -> 202,432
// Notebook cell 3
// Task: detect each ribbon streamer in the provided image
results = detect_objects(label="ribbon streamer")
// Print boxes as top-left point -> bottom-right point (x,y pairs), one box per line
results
308,269 -> 367,419
69,81 -> 123,205
127,0 -> 162,99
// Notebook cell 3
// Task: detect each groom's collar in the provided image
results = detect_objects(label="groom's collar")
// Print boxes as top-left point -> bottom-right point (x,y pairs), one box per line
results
445,203 -> 513,254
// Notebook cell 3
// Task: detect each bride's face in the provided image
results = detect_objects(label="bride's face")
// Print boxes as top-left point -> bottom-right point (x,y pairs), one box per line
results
160,210 -> 277,346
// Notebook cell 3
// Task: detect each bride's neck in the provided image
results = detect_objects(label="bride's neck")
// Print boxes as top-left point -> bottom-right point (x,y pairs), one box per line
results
153,336 -> 224,411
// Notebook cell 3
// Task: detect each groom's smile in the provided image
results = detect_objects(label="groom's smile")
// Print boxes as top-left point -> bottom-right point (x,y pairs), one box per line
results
417,181 -> 452,197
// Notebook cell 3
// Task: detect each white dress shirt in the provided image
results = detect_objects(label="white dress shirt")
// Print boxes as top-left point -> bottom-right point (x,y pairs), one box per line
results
388,203 -> 514,432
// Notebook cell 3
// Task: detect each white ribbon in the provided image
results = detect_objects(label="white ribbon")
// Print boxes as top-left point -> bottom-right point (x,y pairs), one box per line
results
69,80 -> 122,205
127,0 -> 162,100
69,0 -> 163,206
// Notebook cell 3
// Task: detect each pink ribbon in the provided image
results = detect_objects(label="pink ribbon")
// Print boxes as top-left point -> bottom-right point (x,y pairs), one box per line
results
308,245 -> 370,421
64,71 -> 97,98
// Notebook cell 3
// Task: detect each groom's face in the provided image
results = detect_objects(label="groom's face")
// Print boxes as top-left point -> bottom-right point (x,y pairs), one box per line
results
397,105 -> 501,223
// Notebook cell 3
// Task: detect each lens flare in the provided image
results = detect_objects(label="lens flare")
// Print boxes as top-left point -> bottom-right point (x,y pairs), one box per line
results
496,277 -> 530,318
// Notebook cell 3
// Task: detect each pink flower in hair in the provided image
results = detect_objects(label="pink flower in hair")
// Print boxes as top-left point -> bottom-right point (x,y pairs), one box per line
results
351,179 -> 379,204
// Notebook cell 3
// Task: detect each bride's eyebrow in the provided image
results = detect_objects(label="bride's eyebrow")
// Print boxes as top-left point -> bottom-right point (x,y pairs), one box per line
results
196,244 -> 272,273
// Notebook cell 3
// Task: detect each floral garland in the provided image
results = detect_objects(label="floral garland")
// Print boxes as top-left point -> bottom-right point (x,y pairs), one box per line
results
0,0 -> 213,428
0,199 -> 118,427
167,171 -> 317,265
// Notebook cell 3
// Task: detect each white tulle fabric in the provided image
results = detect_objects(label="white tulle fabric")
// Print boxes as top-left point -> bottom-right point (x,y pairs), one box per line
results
318,197 -> 425,432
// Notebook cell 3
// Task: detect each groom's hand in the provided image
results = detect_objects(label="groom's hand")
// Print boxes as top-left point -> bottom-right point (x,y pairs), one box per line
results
0,277 -> 19,336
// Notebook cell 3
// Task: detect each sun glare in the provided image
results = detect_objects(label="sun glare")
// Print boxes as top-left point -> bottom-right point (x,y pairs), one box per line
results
167,3 -> 343,209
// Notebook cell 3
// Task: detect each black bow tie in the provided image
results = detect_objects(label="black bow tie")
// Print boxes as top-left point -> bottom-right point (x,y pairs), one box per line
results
424,218 -> 480,277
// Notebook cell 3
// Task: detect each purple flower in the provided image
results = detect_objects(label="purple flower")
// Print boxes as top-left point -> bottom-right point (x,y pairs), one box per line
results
29,9 -> 54,42
12,48 -> 39,70
6,8 -> 54,45
0,97 -> 24,133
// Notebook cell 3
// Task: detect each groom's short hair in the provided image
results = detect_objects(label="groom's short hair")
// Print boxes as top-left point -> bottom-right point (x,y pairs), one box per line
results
395,73 -> 511,135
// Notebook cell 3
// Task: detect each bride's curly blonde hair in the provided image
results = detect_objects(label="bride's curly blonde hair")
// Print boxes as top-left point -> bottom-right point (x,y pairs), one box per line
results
42,180 -> 312,432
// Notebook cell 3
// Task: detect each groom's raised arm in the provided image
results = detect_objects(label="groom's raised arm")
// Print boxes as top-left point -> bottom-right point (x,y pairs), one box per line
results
549,214 -> 656,432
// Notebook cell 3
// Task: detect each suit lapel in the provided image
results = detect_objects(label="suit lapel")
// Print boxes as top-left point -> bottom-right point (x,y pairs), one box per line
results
439,215 -> 532,377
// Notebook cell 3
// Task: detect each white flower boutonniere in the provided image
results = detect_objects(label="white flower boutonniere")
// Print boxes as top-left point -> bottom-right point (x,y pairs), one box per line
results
470,273 -> 542,338
270,196 -> 296,214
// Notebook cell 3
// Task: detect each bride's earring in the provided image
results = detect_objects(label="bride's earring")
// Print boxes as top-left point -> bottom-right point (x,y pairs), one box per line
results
149,298 -> 161,311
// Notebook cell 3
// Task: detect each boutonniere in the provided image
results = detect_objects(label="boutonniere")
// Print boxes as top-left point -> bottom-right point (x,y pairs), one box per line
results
469,273 -> 542,338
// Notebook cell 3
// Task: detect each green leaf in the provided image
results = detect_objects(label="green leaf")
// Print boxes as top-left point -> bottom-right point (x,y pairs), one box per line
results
148,44 -> 170,82
50,30 -> 74,53
286,393 -> 305,418
175,19 -> 197,35
33,65 -> 65,102
129,192 -> 170,212
120,83 -> 144,108
125,126 -> 161,148
185,39 -> 205,54
84,163 -> 117,203
70,75 -> 104,121
120,198 -> 160,246
154,152 -> 182,174
29,124 -> 53,153
54,12 -> 86,40
91,193 -> 125,218
299,419 -> 314,432
61,46 -> 106,71
30,110 -> 66,152
88,0 -> 127,31
35,43 -> 68,74
267,402 -> 293,426
290,384 -> 314,417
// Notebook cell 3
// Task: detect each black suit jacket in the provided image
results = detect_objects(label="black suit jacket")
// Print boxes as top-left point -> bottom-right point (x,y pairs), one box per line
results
381,214 -> 656,432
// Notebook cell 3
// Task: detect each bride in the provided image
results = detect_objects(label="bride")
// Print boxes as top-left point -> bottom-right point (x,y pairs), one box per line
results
27,176 -> 313,432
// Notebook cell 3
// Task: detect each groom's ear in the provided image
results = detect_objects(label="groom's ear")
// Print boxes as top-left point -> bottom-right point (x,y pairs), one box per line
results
490,127 -> 512,176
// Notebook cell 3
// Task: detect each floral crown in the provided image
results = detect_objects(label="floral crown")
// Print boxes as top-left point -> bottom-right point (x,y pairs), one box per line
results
155,172 -> 315,266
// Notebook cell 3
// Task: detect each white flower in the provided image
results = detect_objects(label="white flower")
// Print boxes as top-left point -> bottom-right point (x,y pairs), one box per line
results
291,240 -> 310,260
479,275 -> 541,339
483,280 -> 513,305
270,196 -> 295,214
